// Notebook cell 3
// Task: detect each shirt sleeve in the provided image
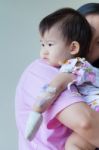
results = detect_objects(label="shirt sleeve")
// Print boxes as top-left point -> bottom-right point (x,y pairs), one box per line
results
44,85 -> 84,129
60,58 -> 96,87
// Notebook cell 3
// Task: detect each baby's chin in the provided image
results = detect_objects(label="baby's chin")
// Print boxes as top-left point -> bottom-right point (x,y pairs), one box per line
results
42,58 -> 60,67
49,62 -> 61,68
42,58 -> 51,66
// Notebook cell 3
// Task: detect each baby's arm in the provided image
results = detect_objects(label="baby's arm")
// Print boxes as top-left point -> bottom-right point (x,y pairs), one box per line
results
33,72 -> 75,112
50,72 -> 74,92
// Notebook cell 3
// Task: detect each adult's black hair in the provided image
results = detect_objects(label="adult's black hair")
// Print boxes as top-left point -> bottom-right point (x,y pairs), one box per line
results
78,3 -> 99,16
39,8 -> 92,58
78,3 -> 99,68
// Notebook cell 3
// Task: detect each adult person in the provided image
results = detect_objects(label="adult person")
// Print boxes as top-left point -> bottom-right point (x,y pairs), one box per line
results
78,3 -> 99,150
78,3 -> 99,68
15,3 -> 99,150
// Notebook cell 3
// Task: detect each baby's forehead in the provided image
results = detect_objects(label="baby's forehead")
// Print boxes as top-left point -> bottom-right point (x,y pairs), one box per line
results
40,22 -> 62,35
40,25 -> 63,39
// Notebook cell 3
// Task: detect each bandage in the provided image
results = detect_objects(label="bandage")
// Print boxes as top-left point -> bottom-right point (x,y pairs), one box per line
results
25,111 -> 43,141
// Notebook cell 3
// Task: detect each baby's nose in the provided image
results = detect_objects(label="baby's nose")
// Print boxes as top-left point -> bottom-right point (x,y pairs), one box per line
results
43,48 -> 49,55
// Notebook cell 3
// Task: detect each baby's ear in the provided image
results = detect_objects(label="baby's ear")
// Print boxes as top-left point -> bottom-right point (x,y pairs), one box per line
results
70,41 -> 80,55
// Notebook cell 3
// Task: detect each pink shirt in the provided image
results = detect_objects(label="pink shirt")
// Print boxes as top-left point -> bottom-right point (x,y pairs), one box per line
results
15,59 -> 84,150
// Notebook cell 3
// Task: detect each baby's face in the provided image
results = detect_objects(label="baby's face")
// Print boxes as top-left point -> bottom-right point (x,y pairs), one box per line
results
40,26 -> 72,67
86,14 -> 99,63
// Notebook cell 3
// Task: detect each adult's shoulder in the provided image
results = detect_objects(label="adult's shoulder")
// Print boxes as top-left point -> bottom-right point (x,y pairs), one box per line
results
16,59 -> 59,89
22,59 -> 59,81
22,59 -> 59,75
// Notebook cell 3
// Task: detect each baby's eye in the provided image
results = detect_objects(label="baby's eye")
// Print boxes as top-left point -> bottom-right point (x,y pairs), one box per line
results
41,43 -> 45,47
48,43 -> 53,47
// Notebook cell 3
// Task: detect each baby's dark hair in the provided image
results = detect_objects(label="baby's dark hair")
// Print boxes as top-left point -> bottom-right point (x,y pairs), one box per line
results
39,8 -> 92,58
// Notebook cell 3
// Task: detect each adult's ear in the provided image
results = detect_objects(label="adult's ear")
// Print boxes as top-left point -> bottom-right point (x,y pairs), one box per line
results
70,41 -> 80,55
